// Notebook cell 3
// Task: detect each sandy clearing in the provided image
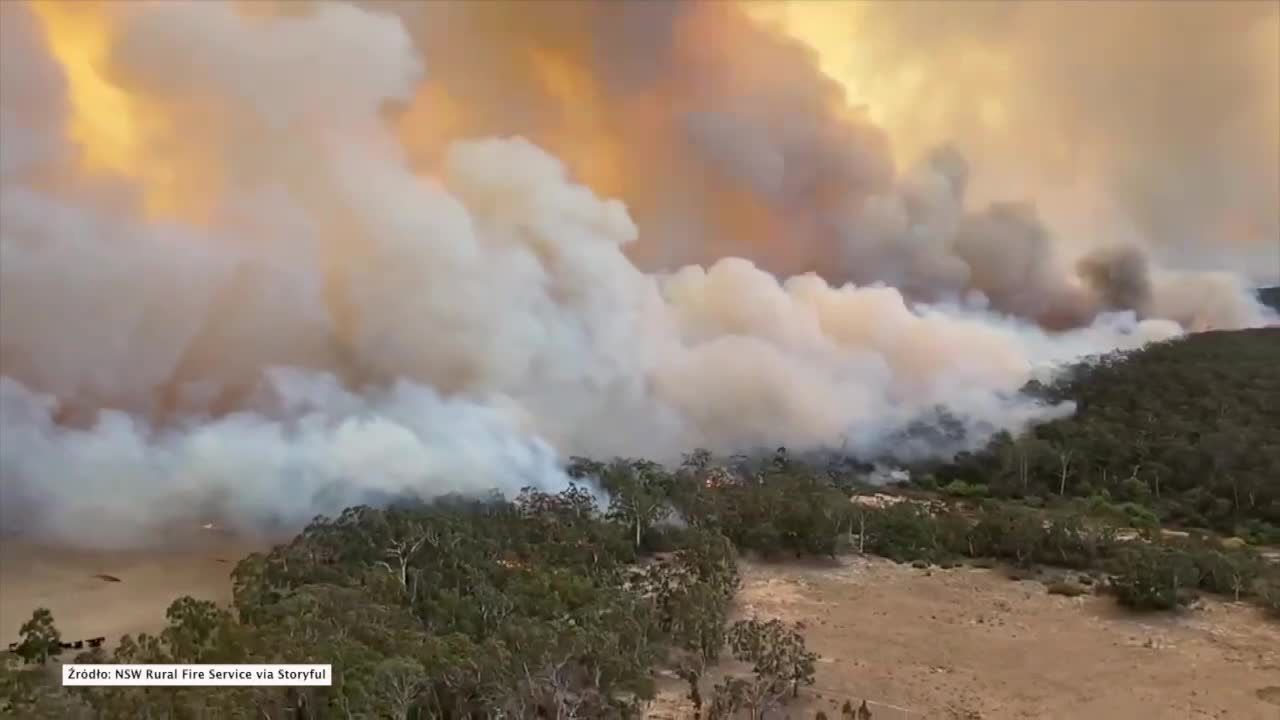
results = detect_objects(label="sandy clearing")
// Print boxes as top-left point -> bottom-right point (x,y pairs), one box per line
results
3,540 -> 1276,719
0,533 -> 264,647
662,556 -> 1280,720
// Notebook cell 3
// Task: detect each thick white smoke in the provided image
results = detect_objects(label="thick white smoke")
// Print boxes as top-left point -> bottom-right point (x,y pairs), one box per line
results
0,371 -> 567,547
0,1 -> 1271,547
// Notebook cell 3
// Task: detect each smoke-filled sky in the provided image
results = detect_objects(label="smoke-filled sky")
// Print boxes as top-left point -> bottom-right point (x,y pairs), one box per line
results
0,0 -> 1276,546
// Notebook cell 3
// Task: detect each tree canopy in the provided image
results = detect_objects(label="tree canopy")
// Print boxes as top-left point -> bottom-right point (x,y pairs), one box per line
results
917,329 -> 1280,542
4,328 -> 1278,717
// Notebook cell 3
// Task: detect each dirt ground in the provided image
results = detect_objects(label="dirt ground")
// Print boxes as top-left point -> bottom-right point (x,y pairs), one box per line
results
650,556 -> 1280,720
0,531 -> 260,648
3,541 -> 1277,719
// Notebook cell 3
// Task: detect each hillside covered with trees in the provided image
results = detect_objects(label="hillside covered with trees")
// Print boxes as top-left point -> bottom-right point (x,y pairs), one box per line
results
3,329 -> 1278,718
3,486 -> 819,719
915,328 -> 1280,541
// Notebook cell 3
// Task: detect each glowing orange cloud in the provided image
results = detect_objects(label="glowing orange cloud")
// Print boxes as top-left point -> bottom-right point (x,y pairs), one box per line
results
30,0 -> 136,174
739,0 -> 1017,169
30,0 -> 216,222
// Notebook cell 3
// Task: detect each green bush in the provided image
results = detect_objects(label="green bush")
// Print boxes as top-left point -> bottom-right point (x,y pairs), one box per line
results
1117,476 -> 1153,503
710,476 -> 847,559
1237,520 -> 1280,546
968,505 -> 1044,567
941,480 -> 989,499
1109,546 -> 1201,611
1180,544 -> 1262,600
1038,515 -> 1116,569
1117,502 -> 1161,530
861,503 -> 949,564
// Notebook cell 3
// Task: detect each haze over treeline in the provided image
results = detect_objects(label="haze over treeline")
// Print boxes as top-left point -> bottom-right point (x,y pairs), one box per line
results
0,0 -> 1276,546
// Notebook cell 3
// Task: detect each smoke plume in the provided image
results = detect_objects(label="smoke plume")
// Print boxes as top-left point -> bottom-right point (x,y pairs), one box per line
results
0,0 -> 1274,546
750,0 -> 1280,286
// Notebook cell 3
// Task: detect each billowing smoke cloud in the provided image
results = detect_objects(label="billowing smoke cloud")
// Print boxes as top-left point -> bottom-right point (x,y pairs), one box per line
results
0,372 -> 568,547
0,1 -> 1272,547
752,0 -> 1280,286
370,0 -> 1277,323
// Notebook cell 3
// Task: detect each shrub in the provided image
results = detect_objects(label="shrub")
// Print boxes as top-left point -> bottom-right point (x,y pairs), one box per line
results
1039,514 -> 1114,569
1117,476 -> 1153,503
968,505 -> 1043,567
1181,544 -> 1262,600
941,480 -> 989,499
861,503 -> 948,564
1237,520 -> 1280,546
1109,546 -> 1200,611
1046,581 -> 1088,597
724,617 -> 818,715
1117,502 -> 1161,530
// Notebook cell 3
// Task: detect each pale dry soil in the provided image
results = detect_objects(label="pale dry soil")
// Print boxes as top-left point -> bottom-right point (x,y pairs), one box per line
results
0,531 -> 261,648
3,541 -> 1276,719
650,556 -> 1280,720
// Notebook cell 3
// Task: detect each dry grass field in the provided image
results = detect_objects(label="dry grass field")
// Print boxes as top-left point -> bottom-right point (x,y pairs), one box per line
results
3,540 -> 1277,719
650,555 -> 1280,720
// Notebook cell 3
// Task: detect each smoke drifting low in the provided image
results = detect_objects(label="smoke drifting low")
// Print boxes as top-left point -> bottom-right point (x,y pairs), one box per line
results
0,1 -> 1274,547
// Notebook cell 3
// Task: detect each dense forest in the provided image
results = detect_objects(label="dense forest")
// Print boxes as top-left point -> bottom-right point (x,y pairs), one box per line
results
912,328 -> 1280,542
3,330 -> 1278,719
2,485 -> 819,719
